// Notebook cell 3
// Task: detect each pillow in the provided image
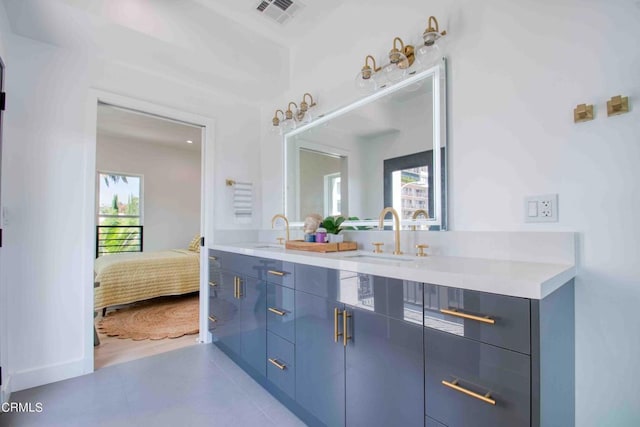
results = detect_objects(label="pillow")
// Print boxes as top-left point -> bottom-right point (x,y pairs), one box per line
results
188,235 -> 201,253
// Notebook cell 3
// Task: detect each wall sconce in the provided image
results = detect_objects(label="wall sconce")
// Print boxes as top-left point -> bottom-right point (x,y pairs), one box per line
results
607,95 -> 629,117
355,55 -> 382,93
381,37 -> 415,83
414,16 -> 447,71
271,94 -> 319,134
354,15 -> 447,92
296,93 -> 317,124
574,103 -> 594,123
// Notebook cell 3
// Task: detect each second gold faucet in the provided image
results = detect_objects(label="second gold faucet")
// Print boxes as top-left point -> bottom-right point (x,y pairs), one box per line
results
378,207 -> 402,255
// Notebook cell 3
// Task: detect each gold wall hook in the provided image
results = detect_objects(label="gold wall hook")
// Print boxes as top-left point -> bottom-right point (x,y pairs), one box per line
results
574,103 -> 594,123
607,95 -> 629,117
225,179 -> 236,186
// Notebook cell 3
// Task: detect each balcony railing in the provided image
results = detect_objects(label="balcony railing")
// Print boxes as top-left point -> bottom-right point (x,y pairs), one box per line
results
96,225 -> 143,258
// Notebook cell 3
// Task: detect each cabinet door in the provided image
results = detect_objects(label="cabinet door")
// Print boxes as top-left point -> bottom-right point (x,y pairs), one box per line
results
239,276 -> 267,377
295,291 -> 345,427
345,307 -> 424,427
210,270 -> 241,355
267,283 -> 295,342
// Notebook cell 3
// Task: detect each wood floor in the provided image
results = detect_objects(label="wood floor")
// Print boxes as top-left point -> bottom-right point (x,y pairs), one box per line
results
94,304 -> 199,370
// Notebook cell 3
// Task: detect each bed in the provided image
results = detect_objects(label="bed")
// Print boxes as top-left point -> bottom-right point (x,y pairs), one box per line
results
94,248 -> 200,310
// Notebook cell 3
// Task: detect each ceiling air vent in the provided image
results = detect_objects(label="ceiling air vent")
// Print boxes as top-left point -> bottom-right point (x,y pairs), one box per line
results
255,0 -> 305,25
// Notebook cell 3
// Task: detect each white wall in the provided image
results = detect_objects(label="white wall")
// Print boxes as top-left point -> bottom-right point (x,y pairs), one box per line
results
97,135 -> 201,252
1,29 -> 265,391
261,0 -> 640,425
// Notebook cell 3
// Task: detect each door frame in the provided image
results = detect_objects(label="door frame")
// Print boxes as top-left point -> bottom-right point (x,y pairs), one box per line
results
0,54 -> 7,404
82,89 -> 215,373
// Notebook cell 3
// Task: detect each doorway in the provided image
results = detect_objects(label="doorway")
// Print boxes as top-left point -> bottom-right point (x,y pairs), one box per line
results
84,92 -> 215,372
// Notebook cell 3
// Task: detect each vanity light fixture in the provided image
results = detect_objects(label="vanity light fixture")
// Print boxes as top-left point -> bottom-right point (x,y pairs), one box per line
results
574,103 -> 594,123
414,16 -> 447,71
296,93 -> 317,124
381,37 -> 415,83
607,95 -> 629,117
355,15 -> 447,92
271,109 -> 285,133
355,55 -> 382,93
271,94 -> 319,134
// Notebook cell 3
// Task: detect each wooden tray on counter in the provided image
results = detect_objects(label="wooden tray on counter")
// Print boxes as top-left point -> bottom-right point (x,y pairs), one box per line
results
285,240 -> 358,253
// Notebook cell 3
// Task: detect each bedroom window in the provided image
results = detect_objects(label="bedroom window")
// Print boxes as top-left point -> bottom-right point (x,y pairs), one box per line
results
96,172 -> 143,257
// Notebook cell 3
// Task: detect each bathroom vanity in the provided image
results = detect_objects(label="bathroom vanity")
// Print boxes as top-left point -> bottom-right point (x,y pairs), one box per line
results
207,244 -> 575,427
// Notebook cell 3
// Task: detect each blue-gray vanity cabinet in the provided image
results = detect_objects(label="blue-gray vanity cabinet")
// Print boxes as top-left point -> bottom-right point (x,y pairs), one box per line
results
239,275 -> 267,377
295,287 -> 345,427
208,269 -> 242,355
426,416 -> 448,427
424,327 -> 531,427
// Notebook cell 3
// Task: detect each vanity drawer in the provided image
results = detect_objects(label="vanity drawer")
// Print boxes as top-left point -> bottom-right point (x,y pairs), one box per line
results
267,283 -> 295,342
424,283 -> 530,354
425,328 -> 531,427
264,261 -> 295,288
267,331 -> 295,399
295,264 -> 340,299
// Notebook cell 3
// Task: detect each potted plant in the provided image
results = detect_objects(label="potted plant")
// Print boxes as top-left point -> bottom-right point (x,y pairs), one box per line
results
322,215 -> 346,242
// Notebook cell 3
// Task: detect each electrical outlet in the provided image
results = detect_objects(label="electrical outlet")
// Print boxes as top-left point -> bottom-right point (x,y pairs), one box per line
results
524,194 -> 558,223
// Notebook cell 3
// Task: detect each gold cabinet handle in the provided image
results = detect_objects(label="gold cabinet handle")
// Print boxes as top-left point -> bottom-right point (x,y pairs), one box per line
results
208,315 -> 217,323
268,270 -> 285,277
442,379 -> 496,405
208,281 -> 217,287
343,309 -> 352,347
236,277 -> 243,298
268,307 -> 286,316
268,358 -> 287,370
208,256 -> 217,261
440,308 -> 495,325
233,277 -> 239,298
334,307 -> 343,342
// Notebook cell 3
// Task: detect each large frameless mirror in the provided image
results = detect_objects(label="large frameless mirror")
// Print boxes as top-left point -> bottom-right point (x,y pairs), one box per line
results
284,58 -> 447,230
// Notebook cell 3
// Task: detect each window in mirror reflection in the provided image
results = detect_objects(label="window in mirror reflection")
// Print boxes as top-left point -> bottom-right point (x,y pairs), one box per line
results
392,165 -> 429,219
324,173 -> 341,216
299,148 -> 347,218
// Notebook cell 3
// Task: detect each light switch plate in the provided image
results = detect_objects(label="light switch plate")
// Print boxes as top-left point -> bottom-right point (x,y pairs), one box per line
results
525,194 -> 559,223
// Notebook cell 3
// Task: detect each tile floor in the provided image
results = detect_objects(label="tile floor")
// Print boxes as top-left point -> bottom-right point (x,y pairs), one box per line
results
0,344 -> 306,427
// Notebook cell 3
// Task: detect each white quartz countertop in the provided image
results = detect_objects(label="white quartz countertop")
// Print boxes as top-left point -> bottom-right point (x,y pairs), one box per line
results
209,243 -> 576,300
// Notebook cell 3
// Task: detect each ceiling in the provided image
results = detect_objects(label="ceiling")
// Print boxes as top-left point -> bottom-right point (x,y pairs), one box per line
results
97,103 -> 202,152
2,0 -> 344,101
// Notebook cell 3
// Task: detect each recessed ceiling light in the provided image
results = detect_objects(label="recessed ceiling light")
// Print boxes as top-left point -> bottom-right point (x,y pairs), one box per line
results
186,140 -> 193,144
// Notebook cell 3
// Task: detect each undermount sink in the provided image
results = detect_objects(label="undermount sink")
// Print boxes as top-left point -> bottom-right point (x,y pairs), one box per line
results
344,254 -> 416,262
252,244 -> 284,249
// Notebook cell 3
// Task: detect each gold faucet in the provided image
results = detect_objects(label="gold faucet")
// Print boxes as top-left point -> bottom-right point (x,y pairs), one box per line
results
411,209 -> 430,231
378,207 -> 402,255
271,214 -> 290,242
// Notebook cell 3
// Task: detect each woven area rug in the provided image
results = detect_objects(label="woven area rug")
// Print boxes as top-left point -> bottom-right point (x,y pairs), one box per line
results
97,294 -> 199,340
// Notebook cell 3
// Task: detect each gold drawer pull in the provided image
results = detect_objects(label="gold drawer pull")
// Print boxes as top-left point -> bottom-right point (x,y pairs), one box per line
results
268,307 -> 286,316
442,379 -> 496,405
268,270 -> 285,277
208,281 -> 217,287
208,315 -> 217,323
440,308 -> 495,325
208,256 -> 217,261
268,358 -> 287,370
